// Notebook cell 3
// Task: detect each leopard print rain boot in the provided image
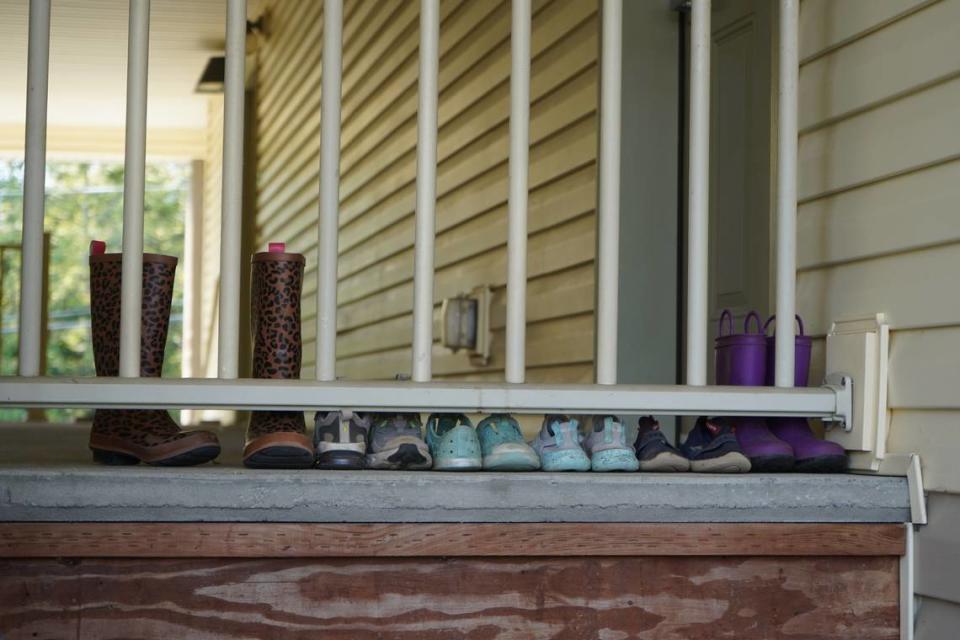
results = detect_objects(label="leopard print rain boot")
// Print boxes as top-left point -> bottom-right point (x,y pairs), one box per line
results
88,241 -> 221,465
242,243 -> 314,468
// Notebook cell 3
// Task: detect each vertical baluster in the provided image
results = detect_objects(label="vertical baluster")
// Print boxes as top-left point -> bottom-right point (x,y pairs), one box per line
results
411,0 -> 439,383
685,0 -> 711,386
317,0 -> 343,382
506,0 -> 531,385
18,0 -> 51,378
119,0 -> 151,377
218,0 -> 246,379
775,0 -> 799,387
596,0 -> 622,385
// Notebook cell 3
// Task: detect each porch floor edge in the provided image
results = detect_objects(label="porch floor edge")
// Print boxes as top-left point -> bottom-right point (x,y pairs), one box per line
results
0,467 -> 910,524
0,423 -> 910,524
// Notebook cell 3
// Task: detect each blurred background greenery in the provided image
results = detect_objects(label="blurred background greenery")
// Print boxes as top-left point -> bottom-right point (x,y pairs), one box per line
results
0,158 -> 188,422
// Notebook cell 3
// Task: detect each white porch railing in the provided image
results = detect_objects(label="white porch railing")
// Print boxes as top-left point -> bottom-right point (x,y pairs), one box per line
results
1,0 -> 846,422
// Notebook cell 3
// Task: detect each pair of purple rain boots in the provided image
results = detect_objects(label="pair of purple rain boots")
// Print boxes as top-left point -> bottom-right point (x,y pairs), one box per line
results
716,310 -> 846,472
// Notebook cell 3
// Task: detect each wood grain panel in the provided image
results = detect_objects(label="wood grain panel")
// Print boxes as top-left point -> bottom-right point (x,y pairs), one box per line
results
0,556 -> 900,639
0,523 -> 906,558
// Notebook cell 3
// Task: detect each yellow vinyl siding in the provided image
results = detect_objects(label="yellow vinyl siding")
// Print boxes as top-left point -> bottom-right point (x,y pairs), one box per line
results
199,94 -> 224,380
798,0 -> 960,493
253,0 -> 598,382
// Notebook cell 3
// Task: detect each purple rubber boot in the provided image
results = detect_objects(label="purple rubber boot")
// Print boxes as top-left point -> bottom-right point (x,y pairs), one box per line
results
716,310 -> 794,471
764,315 -> 847,473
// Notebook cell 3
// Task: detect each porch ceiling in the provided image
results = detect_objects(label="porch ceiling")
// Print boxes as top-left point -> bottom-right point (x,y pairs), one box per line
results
0,0 -> 238,131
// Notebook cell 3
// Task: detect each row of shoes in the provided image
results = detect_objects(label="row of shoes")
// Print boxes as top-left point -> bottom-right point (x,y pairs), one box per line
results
83,244 -> 845,473
309,411 -> 757,473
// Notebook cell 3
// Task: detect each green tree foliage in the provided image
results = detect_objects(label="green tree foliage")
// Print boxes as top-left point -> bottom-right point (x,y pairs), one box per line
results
0,159 -> 188,421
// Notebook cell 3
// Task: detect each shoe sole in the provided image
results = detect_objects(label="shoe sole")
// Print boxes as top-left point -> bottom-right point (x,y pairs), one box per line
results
90,432 -> 221,467
367,443 -> 432,470
433,456 -> 482,471
690,451 -> 751,473
747,454 -> 795,473
590,448 -> 640,472
483,445 -> 540,471
639,451 -> 691,472
541,449 -> 591,472
315,440 -> 367,470
795,455 -> 847,473
243,433 -> 314,469
317,450 -> 366,470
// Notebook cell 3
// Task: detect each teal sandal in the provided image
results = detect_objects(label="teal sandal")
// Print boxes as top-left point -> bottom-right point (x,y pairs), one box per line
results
425,413 -> 482,471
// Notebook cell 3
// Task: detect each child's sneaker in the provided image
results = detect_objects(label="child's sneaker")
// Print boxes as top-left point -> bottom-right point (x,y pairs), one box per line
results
425,413 -> 482,471
530,415 -> 590,472
366,413 -> 432,470
634,416 -> 690,472
582,415 -> 639,472
313,410 -> 370,469
680,416 -> 751,473
476,414 -> 540,471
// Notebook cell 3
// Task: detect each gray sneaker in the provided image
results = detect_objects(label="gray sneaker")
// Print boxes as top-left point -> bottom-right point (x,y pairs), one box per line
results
314,410 -> 371,470
366,413 -> 432,470
530,415 -> 590,472
582,415 -> 640,472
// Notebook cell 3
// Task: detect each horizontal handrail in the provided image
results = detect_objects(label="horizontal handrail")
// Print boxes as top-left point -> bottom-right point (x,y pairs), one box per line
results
0,377 -> 842,418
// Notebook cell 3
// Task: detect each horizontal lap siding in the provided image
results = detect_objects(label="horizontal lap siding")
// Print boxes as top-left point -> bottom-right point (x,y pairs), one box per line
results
253,0 -> 598,381
798,0 -> 960,492
200,96 -> 224,380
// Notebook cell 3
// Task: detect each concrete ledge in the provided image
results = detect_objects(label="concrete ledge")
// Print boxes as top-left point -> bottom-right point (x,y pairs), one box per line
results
0,466 -> 908,523
0,423 -> 910,523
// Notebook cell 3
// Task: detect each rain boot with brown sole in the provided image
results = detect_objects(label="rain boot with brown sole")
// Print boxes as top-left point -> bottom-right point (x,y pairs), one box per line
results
243,243 -> 313,468
88,241 -> 220,466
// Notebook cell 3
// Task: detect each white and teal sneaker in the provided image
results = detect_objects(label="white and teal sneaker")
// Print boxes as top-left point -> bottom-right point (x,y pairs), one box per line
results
530,415 -> 590,472
425,413 -> 482,471
477,414 -> 540,471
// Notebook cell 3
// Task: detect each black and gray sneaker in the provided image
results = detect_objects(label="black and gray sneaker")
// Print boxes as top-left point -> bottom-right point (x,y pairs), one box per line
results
366,413 -> 432,470
680,416 -> 751,473
633,416 -> 690,472
314,410 -> 371,470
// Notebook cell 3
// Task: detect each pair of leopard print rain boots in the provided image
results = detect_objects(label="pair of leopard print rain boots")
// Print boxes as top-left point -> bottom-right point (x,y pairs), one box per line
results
88,241 -> 311,468
88,241 -> 221,465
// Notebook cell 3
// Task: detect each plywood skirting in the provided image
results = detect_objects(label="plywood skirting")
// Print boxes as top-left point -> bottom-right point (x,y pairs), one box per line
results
0,556 -> 901,638
0,523 -> 905,558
